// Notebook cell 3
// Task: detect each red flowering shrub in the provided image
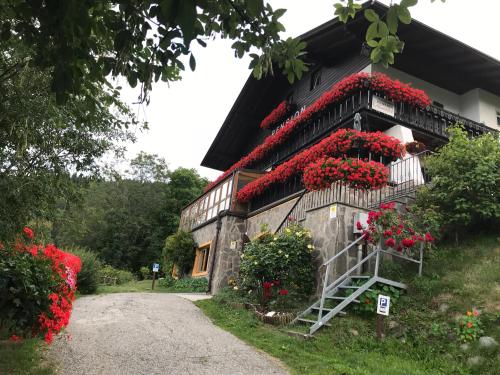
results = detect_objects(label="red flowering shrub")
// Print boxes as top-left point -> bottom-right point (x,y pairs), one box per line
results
303,157 -> 389,191
237,129 -> 403,202
260,101 -> 292,130
206,72 -> 429,191
363,202 -> 434,254
0,228 -> 81,344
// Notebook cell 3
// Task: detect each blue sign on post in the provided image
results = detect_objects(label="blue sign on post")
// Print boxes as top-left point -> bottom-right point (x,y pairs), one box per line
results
152,263 -> 160,272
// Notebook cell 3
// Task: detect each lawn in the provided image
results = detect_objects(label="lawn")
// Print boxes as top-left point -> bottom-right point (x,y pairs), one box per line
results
196,235 -> 500,375
0,338 -> 54,375
96,278 -> 208,294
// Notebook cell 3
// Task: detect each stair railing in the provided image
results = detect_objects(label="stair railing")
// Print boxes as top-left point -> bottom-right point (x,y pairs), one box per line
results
317,238 -> 425,323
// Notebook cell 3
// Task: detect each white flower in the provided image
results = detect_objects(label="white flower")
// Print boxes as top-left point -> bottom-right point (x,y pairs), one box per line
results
233,286 -> 239,290
307,244 -> 315,249
296,232 -> 303,237
285,254 -> 289,258
254,261 -> 258,265
285,228 -> 291,234
274,236 -> 278,240
240,254 -> 245,259
278,250 -> 283,254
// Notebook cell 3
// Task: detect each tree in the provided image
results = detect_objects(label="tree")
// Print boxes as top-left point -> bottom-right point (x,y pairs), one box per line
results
52,156 -> 207,273
0,40 -> 138,240
0,1 -> 439,102
415,127 -> 500,235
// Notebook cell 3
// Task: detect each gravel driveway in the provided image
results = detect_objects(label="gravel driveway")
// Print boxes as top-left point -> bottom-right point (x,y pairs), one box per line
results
50,293 -> 288,375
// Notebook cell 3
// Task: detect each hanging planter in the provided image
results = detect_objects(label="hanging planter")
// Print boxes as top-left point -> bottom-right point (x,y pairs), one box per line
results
302,157 -> 389,191
405,141 -> 426,155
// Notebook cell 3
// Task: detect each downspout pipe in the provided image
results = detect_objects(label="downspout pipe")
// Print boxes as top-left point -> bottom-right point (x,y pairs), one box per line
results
206,210 -> 224,294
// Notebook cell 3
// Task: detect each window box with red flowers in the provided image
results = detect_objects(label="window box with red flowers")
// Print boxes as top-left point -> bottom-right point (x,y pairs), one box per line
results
205,72 -> 430,192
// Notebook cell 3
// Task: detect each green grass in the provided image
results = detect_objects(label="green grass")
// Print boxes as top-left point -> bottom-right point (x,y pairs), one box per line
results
196,235 -> 500,375
0,338 -> 54,375
96,279 -> 208,294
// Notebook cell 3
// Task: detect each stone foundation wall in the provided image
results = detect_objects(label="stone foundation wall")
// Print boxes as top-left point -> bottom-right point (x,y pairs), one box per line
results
246,197 -> 299,238
302,203 -> 369,295
189,201 -> 369,296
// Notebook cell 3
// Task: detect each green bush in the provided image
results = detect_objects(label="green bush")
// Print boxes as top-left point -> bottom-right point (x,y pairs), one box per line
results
159,276 -> 207,292
162,230 -> 196,277
416,126 -> 500,235
0,247 -> 60,337
98,265 -> 135,285
239,224 -> 315,305
139,266 -> 151,280
67,247 -> 102,294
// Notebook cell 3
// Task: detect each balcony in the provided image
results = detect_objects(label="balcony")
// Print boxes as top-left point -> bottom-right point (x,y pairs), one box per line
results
179,170 -> 264,231
252,87 -> 495,172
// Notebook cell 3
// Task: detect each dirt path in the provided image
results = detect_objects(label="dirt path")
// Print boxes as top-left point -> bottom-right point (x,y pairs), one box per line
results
50,293 -> 288,375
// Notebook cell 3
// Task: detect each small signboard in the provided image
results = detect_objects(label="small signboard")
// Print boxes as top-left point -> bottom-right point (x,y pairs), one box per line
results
372,96 -> 395,117
377,295 -> 391,316
152,263 -> 160,273
329,204 -> 338,219
230,240 -> 237,250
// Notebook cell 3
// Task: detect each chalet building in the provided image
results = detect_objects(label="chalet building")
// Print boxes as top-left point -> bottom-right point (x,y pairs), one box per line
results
179,1 -> 499,294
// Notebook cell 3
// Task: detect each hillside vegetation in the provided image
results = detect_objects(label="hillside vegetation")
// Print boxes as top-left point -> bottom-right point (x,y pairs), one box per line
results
197,234 -> 500,375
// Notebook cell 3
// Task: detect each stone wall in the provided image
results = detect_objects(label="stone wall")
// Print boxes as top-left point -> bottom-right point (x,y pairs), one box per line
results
302,203 -> 369,295
246,197 -> 299,238
189,201 -> 369,296
209,215 -> 246,294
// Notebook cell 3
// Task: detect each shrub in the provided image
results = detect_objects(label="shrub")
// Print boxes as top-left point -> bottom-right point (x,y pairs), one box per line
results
67,247 -> 102,294
162,230 -> 196,277
0,227 -> 81,344
239,224 -> 315,308
98,265 -> 135,285
415,126 -> 500,235
139,266 -> 151,280
345,281 -> 402,314
159,277 -> 208,292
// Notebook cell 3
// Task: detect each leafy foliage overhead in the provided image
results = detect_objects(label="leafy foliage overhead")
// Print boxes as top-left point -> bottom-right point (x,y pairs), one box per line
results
0,1 -> 442,101
0,40 -> 138,240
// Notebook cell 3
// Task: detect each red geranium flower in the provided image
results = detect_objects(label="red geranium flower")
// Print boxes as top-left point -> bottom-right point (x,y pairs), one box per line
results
23,226 -> 34,239
278,289 -> 289,296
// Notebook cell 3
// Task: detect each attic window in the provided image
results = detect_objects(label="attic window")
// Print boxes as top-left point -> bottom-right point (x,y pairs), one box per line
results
310,69 -> 322,91
496,110 -> 500,126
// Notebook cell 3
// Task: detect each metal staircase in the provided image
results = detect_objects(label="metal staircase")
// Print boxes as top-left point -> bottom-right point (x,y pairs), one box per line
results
291,235 -> 424,335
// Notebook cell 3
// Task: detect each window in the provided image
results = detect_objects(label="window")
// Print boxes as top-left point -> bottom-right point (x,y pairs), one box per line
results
310,69 -> 322,91
192,243 -> 211,276
433,101 -> 444,109
496,110 -> 500,126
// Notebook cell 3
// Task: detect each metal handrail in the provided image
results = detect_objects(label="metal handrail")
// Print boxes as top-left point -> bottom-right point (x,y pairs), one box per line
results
323,234 -> 366,266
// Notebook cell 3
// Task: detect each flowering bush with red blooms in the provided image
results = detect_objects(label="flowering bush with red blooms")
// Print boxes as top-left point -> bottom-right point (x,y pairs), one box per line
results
363,202 -> 434,254
237,129 -> 403,202
0,227 -> 81,344
205,72 -> 428,191
260,101 -> 292,130
303,157 -> 389,191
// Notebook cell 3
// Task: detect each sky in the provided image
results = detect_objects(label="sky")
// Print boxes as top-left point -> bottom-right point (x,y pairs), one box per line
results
119,0 -> 500,181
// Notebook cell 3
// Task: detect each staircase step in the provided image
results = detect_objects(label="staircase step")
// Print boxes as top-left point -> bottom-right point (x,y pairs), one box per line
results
338,285 -> 373,292
298,318 -> 331,326
311,307 -> 347,315
325,296 -> 360,304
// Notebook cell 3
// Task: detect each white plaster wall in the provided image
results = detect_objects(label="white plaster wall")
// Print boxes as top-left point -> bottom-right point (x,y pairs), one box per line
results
478,89 -> 500,130
365,64 -> 500,129
460,89 -> 481,123
369,65 -> 461,113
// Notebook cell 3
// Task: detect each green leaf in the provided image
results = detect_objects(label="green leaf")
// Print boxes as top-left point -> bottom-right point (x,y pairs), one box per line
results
398,7 -> 412,24
366,22 -> 379,41
364,9 -> 379,22
189,53 -> 196,71
371,47 -> 382,64
401,0 -> 418,7
367,39 -> 378,48
247,0 -> 264,17
387,6 -> 399,34
175,0 -> 197,45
